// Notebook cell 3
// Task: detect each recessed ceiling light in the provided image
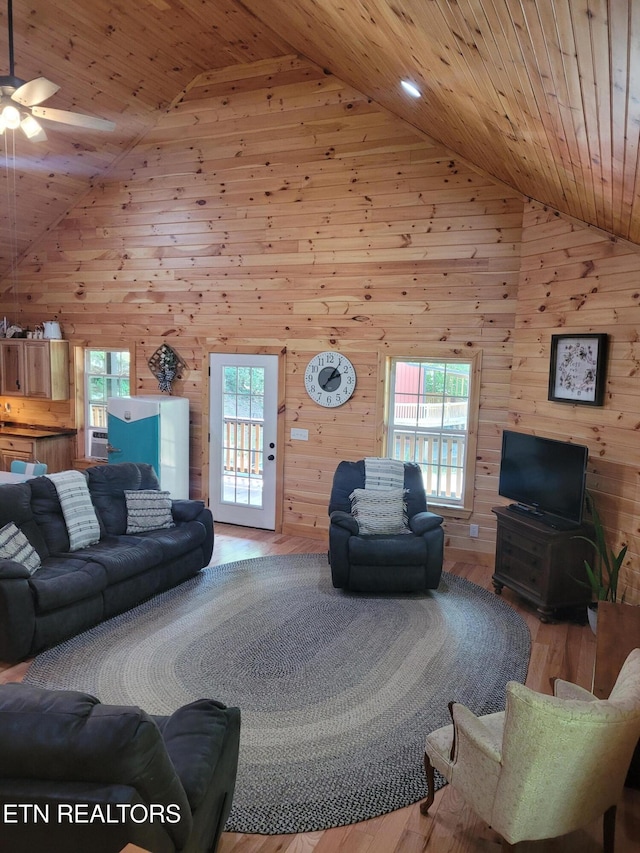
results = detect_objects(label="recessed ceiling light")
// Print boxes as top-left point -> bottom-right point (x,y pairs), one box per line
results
401,80 -> 421,98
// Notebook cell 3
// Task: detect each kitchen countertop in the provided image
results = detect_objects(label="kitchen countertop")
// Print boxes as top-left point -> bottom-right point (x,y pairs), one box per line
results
0,424 -> 76,439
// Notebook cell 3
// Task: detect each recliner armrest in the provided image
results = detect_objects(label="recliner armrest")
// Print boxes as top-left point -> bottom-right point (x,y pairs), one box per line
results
409,511 -> 444,535
330,510 -> 359,534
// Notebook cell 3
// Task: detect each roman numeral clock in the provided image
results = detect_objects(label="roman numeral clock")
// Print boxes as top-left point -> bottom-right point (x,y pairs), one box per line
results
304,351 -> 356,408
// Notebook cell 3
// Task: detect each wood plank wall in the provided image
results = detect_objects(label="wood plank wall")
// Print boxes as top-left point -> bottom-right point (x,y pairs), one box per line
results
3,56 -> 522,562
511,201 -> 640,603
0,55 -> 533,571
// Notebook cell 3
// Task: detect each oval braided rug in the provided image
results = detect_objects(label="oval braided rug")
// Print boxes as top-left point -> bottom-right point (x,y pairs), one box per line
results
25,553 -> 531,835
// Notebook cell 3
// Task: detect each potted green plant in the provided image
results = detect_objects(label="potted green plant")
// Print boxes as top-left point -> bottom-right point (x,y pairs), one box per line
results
574,491 -> 627,632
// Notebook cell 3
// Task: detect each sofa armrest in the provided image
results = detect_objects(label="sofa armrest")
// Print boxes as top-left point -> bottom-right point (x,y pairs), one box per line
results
0,572 -> 36,662
171,500 -> 206,523
329,510 -> 359,534
0,559 -> 32,580
170,502 -> 214,566
409,511 -> 444,535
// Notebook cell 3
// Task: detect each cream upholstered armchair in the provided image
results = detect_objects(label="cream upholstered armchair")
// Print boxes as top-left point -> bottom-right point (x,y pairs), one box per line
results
421,648 -> 640,852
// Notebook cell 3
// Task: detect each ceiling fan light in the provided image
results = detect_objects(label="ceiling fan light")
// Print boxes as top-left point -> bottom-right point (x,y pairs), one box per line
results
1,103 -> 21,129
20,113 -> 46,141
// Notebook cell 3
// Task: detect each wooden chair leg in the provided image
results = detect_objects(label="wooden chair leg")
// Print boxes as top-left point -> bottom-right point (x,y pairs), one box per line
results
603,804 -> 616,853
420,752 -> 435,815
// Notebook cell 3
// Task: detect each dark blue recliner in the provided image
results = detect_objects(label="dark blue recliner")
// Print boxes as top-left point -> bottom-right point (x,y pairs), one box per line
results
0,683 -> 240,853
328,459 -> 444,593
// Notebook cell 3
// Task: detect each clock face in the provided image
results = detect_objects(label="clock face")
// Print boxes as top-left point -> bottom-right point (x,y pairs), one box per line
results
304,351 -> 356,408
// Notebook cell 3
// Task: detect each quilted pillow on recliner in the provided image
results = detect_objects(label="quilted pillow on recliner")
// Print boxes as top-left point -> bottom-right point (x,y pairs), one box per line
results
349,487 -> 408,535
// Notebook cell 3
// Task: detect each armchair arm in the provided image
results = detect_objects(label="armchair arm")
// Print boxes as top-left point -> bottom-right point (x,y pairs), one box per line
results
451,702 -> 503,764
329,510 -> 359,535
409,511 -> 444,535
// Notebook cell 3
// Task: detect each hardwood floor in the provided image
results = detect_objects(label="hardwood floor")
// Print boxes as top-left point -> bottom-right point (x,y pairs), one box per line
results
2,523 -> 639,852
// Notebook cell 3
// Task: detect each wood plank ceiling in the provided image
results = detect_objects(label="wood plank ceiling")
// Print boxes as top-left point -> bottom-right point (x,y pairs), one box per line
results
1,0 -> 639,283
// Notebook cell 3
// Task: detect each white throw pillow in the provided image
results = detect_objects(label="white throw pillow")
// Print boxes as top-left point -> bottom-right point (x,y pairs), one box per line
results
125,490 -> 175,534
349,487 -> 408,535
0,522 -> 41,574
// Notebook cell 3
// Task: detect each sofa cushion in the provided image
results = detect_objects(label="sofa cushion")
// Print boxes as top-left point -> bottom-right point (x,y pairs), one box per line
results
133,522 -> 206,561
86,464 -> 160,535
0,522 -> 41,574
62,535 -> 164,585
125,490 -> 174,534
28,557 -> 108,613
0,482 -> 49,558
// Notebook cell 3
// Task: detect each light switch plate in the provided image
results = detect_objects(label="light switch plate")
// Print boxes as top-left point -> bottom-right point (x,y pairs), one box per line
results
291,428 -> 309,440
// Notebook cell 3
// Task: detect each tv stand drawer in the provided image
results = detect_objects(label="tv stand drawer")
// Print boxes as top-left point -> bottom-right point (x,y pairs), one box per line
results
496,551 -> 544,596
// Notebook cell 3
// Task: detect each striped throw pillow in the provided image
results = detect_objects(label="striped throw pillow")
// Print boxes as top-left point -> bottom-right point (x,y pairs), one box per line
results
0,522 -> 41,574
349,487 -> 408,535
125,490 -> 174,534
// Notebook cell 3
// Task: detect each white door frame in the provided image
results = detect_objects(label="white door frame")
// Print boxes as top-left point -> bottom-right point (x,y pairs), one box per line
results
207,349 -> 285,531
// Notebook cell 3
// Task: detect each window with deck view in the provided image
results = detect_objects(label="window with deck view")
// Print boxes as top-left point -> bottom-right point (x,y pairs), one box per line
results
387,358 -> 477,510
85,349 -> 130,458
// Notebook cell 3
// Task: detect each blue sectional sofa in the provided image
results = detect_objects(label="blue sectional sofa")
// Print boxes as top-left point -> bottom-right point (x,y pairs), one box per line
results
0,462 -> 214,663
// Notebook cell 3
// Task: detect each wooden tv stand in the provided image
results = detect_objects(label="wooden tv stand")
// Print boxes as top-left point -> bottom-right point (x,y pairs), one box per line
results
492,506 -> 593,622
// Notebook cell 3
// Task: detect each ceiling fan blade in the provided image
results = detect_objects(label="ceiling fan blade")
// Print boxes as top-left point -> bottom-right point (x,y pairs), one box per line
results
12,77 -> 60,106
31,105 -> 115,132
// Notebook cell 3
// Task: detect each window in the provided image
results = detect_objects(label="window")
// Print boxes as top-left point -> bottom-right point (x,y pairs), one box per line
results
84,349 -> 130,456
386,356 -> 479,511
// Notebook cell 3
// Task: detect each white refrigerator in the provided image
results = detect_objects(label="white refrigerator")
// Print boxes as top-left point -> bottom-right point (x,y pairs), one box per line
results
107,395 -> 189,498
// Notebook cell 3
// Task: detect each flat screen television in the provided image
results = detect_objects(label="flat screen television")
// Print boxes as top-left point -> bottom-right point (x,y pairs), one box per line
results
498,430 -> 588,528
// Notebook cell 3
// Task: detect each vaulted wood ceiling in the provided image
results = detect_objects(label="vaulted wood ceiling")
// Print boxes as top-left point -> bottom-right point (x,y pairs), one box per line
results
1,0 -> 639,282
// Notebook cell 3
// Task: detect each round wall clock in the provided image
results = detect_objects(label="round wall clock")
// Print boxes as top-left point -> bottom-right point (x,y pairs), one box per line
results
304,351 -> 357,408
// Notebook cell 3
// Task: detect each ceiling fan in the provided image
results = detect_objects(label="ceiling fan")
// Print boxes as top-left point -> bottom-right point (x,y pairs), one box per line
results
0,0 -> 115,141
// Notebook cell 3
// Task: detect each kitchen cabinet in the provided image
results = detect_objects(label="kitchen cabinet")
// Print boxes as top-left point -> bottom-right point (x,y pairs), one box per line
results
492,505 -> 593,622
0,339 -> 69,400
0,432 -> 74,473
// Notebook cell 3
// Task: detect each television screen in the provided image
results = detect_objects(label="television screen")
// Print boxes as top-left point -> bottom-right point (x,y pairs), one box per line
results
498,430 -> 588,527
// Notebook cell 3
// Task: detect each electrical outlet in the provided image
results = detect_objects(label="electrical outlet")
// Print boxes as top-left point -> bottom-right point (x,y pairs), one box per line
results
469,523 -> 479,538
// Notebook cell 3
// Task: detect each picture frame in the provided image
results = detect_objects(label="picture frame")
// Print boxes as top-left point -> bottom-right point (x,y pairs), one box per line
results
548,333 -> 608,406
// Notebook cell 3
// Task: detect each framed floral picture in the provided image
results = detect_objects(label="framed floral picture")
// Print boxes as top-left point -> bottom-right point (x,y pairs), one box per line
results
548,333 -> 608,406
